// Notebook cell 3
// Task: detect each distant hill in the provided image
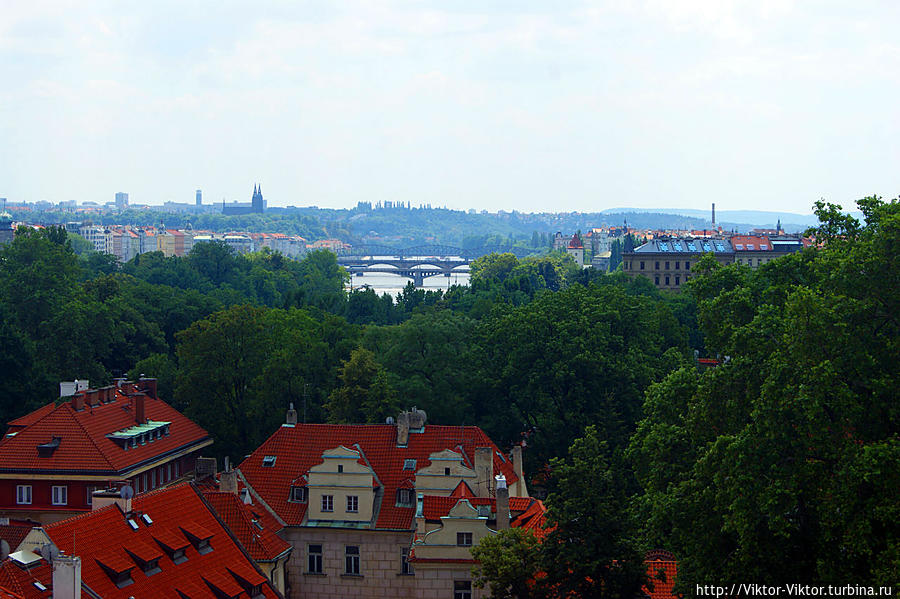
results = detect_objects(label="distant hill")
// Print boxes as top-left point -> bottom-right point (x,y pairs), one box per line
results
600,207 -> 862,233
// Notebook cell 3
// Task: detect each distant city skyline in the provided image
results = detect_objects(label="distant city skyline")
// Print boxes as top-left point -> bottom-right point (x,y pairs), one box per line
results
2,2 -> 898,214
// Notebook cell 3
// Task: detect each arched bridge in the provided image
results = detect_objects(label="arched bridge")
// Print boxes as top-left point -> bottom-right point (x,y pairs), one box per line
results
337,245 -> 533,287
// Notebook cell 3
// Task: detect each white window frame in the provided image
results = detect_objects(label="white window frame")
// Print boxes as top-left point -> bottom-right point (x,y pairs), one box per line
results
321,494 -> 334,512
16,485 -> 32,505
344,545 -> 360,575
51,485 -> 67,506
346,495 -> 359,513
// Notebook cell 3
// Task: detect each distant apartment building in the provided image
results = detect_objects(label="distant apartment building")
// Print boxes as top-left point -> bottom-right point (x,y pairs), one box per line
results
251,232 -> 308,258
623,238 -> 735,291
114,192 -> 129,210
0,379 -> 213,524
623,234 -> 810,291
237,408 -> 543,599
157,229 -> 194,257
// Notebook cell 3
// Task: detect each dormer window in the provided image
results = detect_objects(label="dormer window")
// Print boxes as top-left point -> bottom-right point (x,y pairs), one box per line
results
403,459 -> 416,471
262,455 -> 276,467
180,523 -> 214,555
396,488 -> 414,506
289,486 -> 308,503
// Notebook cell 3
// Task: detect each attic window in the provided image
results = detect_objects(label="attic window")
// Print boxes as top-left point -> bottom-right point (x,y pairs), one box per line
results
289,486 -> 308,503
181,524 -> 214,555
403,459 -> 417,471
262,455 -> 276,467
97,561 -> 134,589
396,488 -> 414,506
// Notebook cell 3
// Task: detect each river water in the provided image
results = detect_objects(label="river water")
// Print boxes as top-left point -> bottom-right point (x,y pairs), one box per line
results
344,255 -> 471,298
348,271 -> 470,298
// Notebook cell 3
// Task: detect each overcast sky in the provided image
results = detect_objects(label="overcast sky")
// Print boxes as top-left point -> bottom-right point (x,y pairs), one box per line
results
1,1 -> 897,213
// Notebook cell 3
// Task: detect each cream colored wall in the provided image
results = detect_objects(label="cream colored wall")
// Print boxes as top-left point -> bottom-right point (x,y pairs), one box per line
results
413,499 -> 496,562
307,446 -> 376,523
414,449 -> 477,495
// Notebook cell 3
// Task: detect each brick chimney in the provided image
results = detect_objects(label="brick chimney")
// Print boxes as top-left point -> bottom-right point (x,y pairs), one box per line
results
139,377 -> 157,400
71,392 -> 85,412
134,394 -> 146,425
475,447 -> 493,497
495,475 -> 509,529
52,554 -> 81,599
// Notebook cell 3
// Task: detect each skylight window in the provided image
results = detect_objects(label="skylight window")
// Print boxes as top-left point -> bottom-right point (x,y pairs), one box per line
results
127,519 -> 139,531
687,242 -> 698,252
658,242 -> 669,252
714,242 -> 726,252
262,455 -> 276,467
34,582 -> 47,591
141,514 -> 153,526
403,459 -> 417,470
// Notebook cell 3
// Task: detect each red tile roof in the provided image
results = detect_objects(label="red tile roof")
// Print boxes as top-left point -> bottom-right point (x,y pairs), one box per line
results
44,483 -> 280,598
567,234 -> 583,249
0,384 -> 211,476
730,235 -> 771,251
0,521 -> 36,553
421,495 -> 534,521
0,559 -> 51,599
643,550 -> 678,599
0,585 -> 24,599
240,423 -> 520,530
202,491 -> 291,562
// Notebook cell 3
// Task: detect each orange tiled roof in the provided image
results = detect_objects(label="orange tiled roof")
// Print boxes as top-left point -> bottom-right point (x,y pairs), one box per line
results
201,491 -> 291,562
44,483 -> 279,598
0,385 -> 211,476
240,423 -> 519,530
643,550 -> 679,599
421,495 -> 534,521
0,520 -> 36,552
0,560 -> 50,599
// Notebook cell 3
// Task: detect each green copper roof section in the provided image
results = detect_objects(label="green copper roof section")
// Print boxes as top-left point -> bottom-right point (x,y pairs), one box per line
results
107,420 -> 171,440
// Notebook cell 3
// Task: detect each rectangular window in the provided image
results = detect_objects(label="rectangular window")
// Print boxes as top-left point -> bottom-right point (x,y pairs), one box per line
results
654,276 -> 660,285
346,495 -> 359,513
174,460 -> 180,478
321,495 -> 334,512
456,532 -> 473,547
675,276 -> 680,286
86,486 -> 99,506
52,485 -> 68,506
151,469 -> 156,489
674,261 -> 680,270
639,261 -> 645,270
166,464 -> 172,482
401,547 -> 414,575
454,581 -> 473,599
397,488 -> 413,506
665,276 -> 670,286
345,546 -> 360,575
665,261 -> 669,269
307,544 -> 323,574
655,261 -> 660,270
290,486 -> 308,503
16,485 -> 32,505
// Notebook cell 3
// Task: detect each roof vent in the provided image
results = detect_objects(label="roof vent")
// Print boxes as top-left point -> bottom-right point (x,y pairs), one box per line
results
37,437 -> 61,457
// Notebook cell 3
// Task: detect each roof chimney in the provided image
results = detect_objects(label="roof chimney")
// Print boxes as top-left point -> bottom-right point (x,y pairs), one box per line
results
194,457 -> 217,481
396,411 -> 410,447
286,403 -> 298,425
134,394 -> 146,425
219,460 -> 238,495
71,393 -> 85,412
475,447 -> 493,498
139,377 -> 157,400
711,203 -> 716,229
52,554 -> 81,599
511,445 -> 527,497
495,475 -> 509,530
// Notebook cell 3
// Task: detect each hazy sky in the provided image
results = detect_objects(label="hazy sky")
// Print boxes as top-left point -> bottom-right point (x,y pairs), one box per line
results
1,1 -> 898,213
